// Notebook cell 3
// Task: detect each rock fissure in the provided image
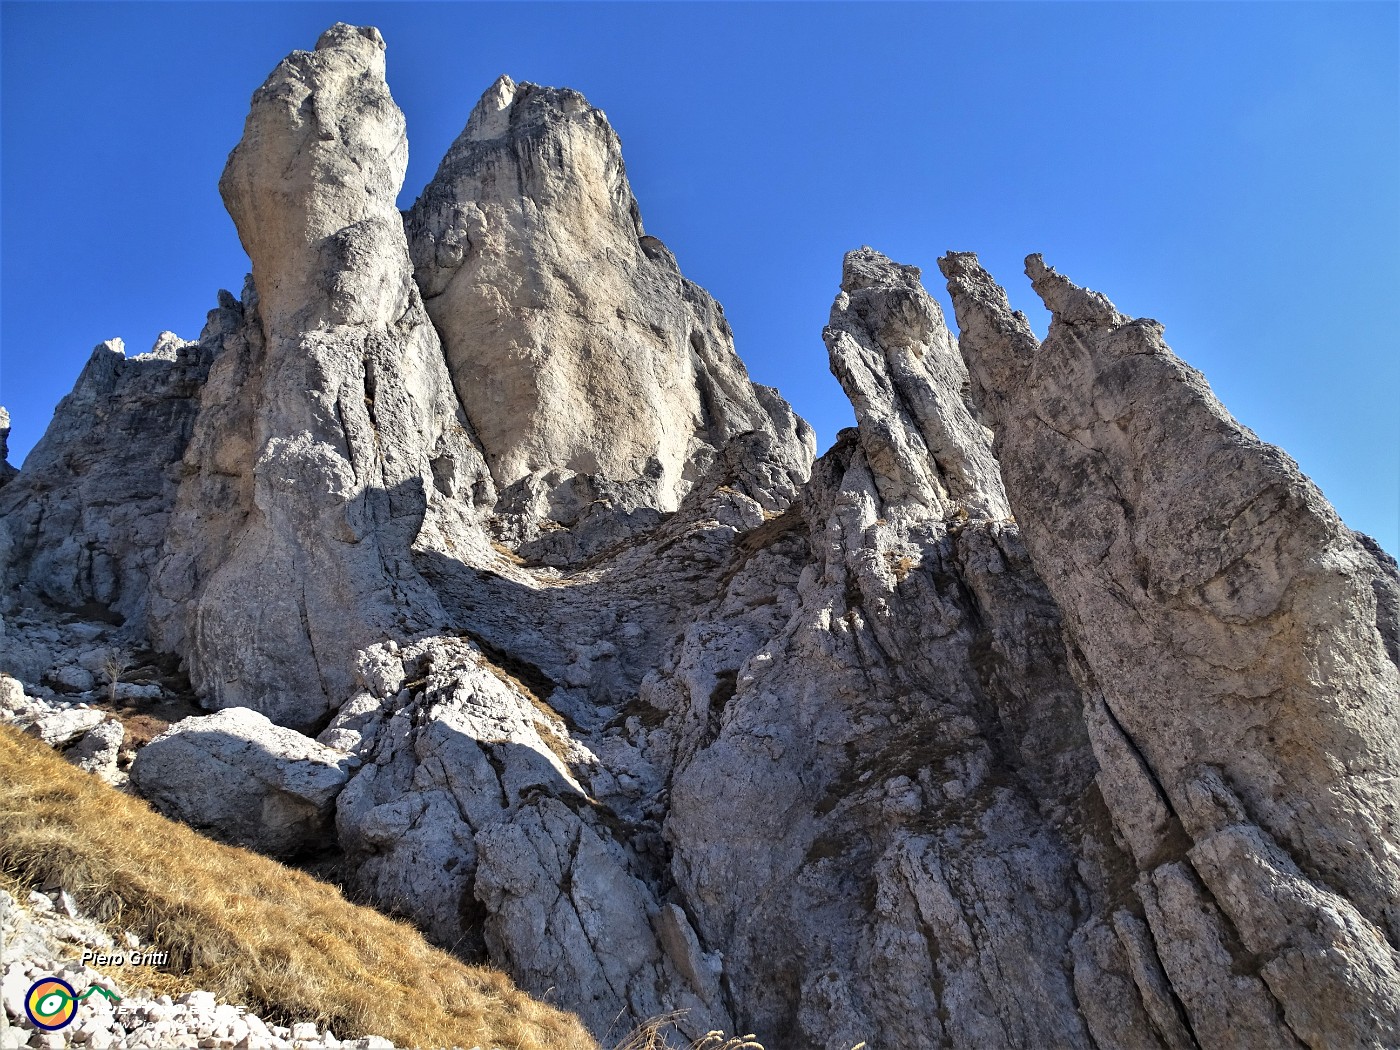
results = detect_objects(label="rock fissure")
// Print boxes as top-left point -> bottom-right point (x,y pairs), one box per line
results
1,28 -> 1395,1050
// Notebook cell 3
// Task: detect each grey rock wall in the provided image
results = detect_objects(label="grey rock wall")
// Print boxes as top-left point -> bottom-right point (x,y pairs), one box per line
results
3,22 -> 1396,1050
405,74 -> 814,564
940,250 -> 1400,1049
150,24 -> 494,731
0,334 -> 211,631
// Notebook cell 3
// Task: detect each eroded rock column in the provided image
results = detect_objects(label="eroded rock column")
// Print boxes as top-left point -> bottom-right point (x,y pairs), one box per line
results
405,76 -> 814,563
159,24 -> 491,729
941,250 -> 1400,1047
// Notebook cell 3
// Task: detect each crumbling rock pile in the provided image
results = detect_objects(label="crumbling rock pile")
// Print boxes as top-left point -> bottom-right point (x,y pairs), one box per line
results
1,22 -> 1396,1050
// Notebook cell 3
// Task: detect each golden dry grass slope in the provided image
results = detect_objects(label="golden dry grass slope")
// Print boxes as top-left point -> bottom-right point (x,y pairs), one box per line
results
0,725 -> 598,1050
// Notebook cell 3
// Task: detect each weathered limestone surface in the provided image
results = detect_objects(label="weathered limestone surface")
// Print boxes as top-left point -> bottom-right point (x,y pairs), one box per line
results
0,335 -> 211,631
149,24 -> 493,731
5,22 -> 1398,1050
324,634 -> 731,1042
825,247 -> 1008,520
656,250 -> 1103,1048
941,250 -> 1400,1049
405,75 -> 814,563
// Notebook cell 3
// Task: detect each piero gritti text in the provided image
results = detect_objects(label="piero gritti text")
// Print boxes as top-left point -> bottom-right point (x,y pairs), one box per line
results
80,949 -> 169,968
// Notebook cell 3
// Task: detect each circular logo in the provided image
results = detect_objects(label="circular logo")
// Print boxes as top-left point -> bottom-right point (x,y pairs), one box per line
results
25,977 -> 78,1031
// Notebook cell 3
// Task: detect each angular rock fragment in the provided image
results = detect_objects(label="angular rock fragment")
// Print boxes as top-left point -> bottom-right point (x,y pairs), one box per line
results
64,718 -> 125,784
25,707 -> 105,748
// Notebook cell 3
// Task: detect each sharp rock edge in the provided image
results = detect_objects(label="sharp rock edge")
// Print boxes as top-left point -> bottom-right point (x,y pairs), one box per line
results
2,23 -> 1397,1050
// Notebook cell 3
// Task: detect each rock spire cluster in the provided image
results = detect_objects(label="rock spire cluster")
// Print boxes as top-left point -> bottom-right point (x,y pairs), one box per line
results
2,23 -> 1396,1050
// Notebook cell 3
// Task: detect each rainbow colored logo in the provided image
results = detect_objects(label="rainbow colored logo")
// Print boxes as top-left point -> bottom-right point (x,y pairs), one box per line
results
24,977 -> 121,1031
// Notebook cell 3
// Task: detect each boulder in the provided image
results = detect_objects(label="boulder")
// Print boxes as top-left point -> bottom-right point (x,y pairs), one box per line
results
25,707 -> 105,748
131,708 -> 355,857
65,718 -> 125,782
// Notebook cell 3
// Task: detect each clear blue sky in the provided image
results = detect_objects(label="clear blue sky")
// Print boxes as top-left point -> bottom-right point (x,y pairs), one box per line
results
2,2 -> 1396,555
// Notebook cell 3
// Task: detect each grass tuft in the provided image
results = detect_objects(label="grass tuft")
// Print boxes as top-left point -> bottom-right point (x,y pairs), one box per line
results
0,725 -> 597,1050
611,1013 -> 770,1050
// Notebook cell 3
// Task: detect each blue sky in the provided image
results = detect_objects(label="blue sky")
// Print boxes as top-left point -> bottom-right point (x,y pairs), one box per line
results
2,2 -> 1396,555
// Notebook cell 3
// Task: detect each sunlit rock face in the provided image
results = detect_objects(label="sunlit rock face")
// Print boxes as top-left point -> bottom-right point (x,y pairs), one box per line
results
405,74 -> 814,564
4,22 -> 1398,1050
941,249 -> 1400,1049
149,23 -> 492,731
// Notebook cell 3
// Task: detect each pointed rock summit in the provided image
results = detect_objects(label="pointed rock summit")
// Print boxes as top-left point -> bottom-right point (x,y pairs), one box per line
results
2,23 -> 1396,1050
0,407 -> 16,485
406,74 -> 813,562
824,247 -> 1008,518
152,23 -> 492,729
941,250 -> 1400,1048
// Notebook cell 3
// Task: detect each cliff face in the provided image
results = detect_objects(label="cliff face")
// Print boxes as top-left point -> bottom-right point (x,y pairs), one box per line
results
2,23 -> 1396,1050
0,334 -> 212,631
405,73 -> 814,565
940,251 -> 1400,1048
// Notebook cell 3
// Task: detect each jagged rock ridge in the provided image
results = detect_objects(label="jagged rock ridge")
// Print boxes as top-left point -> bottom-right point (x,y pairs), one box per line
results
2,22 -> 1396,1050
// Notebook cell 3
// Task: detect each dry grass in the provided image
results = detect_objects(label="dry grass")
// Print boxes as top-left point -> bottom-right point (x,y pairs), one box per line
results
490,540 -> 528,566
887,552 -> 917,583
0,725 -> 598,1050
612,1014 -> 766,1050
526,697 -> 577,768
614,1015 -> 871,1050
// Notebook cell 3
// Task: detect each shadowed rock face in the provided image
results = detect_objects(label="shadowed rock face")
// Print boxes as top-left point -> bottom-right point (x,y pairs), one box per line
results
941,250 -> 1400,1048
658,250 -> 1103,1048
0,407 -> 16,486
0,335 -> 212,630
4,22 -> 1398,1050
